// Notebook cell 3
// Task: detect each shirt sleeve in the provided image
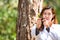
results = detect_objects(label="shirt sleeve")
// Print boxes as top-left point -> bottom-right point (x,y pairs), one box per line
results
49,24 -> 60,40
54,24 -> 60,40
30,25 -> 36,37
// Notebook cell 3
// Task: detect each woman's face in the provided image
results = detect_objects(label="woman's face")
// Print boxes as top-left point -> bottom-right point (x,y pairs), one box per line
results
42,9 -> 54,21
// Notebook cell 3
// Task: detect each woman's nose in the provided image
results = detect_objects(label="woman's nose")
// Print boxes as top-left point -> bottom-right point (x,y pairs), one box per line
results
46,14 -> 49,18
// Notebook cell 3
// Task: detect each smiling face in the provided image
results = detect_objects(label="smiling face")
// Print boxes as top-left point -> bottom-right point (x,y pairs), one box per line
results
42,9 -> 54,21
40,7 -> 58,24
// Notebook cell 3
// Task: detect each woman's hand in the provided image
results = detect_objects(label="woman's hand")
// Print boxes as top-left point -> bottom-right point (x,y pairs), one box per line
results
43,19 -> 53,28
36,18 -> 42,29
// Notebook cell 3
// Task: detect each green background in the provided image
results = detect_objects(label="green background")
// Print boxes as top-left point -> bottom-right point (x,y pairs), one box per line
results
0,0 -> 60,40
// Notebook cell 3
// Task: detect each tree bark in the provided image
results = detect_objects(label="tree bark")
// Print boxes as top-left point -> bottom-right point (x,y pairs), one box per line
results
16,0 -> 44,40
16,0 -> 31,40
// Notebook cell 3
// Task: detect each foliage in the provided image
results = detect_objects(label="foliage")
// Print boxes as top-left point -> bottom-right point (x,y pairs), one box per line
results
0,0 -> 18,40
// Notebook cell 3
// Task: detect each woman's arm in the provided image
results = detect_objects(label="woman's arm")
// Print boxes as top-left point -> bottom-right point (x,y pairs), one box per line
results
30,25 -> 36,40
49,24 -> 60,40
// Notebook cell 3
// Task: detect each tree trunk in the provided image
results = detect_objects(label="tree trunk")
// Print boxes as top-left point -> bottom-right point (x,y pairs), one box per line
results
31,0 -> 44,21
16,0 -> 44,40
16,0 -> 31,40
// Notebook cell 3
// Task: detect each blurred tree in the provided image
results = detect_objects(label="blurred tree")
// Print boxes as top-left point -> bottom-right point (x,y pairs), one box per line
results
16,0 -> 31,40
16,0 -> 45,40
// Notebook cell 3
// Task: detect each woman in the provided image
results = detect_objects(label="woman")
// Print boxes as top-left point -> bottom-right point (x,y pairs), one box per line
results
31,6 -> 60,40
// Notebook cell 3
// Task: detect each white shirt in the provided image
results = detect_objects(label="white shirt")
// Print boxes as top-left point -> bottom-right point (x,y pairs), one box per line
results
31,24 -> 60,40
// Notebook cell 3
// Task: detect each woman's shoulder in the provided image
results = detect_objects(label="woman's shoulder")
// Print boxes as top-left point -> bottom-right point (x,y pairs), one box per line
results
52,24 -> 60,27
52,24 -> 60,39
30,24 -> 37,37
51,24 -> 60,31
30,24 -> 36,30
52,24 -> 60,28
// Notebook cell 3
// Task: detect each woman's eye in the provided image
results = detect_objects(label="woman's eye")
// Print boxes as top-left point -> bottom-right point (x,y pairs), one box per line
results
44,13 -> 46,15
48,13 -> 51,15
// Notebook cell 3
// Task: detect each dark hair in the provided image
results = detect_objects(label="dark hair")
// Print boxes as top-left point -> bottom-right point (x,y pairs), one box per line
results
40,6 -> 58,24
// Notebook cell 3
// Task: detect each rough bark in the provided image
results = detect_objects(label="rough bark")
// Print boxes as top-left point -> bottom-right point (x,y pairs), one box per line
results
16,0 -> 31,40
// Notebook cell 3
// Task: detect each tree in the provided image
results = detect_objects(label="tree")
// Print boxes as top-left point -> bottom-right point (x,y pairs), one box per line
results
16,0 -> 44,40
16,0 -> 31,40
